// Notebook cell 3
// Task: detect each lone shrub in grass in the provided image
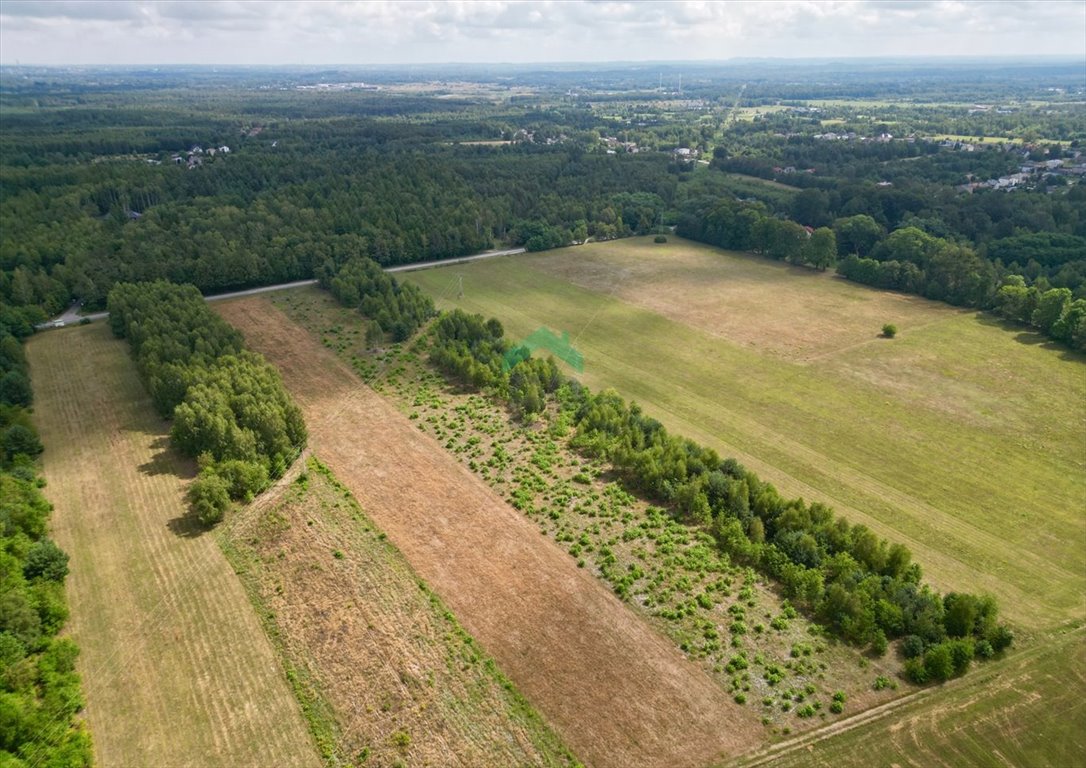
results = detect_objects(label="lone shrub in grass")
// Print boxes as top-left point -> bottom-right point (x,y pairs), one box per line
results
882,323 -> 898,338
654,235 -> 668,243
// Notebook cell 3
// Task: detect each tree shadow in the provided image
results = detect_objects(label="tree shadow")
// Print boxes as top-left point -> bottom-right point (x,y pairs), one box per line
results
136,436 -> 205,538
138,435 -> 196,479
972,313 -> 1085,362
166,509 -> 207,539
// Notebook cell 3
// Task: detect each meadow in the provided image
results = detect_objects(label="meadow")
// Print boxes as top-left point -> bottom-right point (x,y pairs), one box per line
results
404,237 -> 1086,633
27,324 -> 319,768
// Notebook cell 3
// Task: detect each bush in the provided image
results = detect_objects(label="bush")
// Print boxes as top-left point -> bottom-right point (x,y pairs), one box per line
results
654,235 -> 668,243
23,539 -> 70,582
882,323 -> 898,338
188,472 -> 231,526
901,634 -> 925,659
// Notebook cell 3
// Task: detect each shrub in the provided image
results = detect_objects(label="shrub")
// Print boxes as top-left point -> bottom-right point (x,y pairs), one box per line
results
901,634 -> 925,659
189,472 -> 231,526
23,539 -> 70,582
882,323 -> 898,338
654,235 -> 668,243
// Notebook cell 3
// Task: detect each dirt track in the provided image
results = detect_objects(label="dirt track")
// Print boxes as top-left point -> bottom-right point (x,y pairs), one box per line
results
217,297 -> 760,768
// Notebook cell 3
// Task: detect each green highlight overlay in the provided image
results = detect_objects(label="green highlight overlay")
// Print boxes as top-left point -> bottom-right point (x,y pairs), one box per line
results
504,327 -> 584,373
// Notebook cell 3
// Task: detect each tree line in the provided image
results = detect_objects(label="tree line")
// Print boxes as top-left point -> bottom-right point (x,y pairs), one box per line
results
678,195 -> 1086,351
108,281 -> 306,524
410,302 -> 1014,683
317,257 -> 435,343
0,313 -> 91,764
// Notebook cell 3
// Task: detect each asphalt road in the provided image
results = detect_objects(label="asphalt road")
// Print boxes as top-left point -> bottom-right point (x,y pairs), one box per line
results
37,246 -> 527,329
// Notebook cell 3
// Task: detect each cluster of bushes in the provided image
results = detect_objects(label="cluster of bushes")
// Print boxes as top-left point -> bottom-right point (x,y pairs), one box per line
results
0,318 -> 91,763
421,307 -> 1013,682
427,310 -> 561,418
109,281 -> 306,524
317,256 -> 435,343
563,386 -> 1011,661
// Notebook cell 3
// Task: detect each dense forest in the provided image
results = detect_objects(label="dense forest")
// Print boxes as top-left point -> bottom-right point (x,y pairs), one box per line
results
108,281 -> 306,524
2,64 -> 1084,352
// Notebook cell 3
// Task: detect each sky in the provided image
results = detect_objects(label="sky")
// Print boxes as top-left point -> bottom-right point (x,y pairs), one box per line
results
1,0 -> 1083,66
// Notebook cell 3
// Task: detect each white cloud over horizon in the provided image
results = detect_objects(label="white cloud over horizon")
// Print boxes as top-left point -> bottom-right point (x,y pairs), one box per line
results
1,0 -> 1083,66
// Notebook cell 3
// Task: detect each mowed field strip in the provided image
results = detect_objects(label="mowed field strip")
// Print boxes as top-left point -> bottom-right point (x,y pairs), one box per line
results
405,237 -> 1086,632
28,323 -> 320,768
216,297 -> 762,768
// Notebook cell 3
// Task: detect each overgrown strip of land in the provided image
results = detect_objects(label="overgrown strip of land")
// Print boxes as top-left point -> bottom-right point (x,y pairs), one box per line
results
28,323 -> 320,768
218,453 -> 579,767
216,296 -> 763,768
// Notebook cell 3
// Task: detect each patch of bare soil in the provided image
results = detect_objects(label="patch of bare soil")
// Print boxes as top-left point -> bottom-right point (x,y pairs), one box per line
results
217,297 -> 762,768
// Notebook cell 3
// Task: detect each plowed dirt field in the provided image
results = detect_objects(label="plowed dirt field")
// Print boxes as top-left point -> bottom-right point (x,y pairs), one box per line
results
217,296 -> 760,768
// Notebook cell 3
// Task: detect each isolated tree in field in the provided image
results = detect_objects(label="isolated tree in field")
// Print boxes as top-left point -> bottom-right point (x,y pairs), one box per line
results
882,324 -> 897,338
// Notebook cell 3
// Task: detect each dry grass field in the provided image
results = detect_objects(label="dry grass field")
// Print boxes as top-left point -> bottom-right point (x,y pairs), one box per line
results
27,323 -> 320,768
216,296 -> 763,768
219,454 -> 577,767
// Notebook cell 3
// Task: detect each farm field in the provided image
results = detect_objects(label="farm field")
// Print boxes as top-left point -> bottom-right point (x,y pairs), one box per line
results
404,237 -> 1086,634
738,625 -> 1086,768
26,323 -> 320,768
216,296 -> 762,768
268,287 -> 909,739
219,454 -> 576,767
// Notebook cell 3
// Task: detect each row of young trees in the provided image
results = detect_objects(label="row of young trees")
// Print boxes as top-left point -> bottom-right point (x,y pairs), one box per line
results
416,305 -> 1012,684
108,281 -> 306,524
428,310 -> 561,417
0,314 -> 91,764
317,257 -> 435,343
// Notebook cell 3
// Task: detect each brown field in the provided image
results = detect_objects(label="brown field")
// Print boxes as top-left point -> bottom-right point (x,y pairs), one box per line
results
531,237 -> 956,362
216,296 -> 763,768
27,323 -> 319,768
220,454 -> 576,767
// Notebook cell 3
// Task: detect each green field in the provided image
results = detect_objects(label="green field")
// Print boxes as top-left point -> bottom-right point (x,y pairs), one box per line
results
405,237 -> 1086,634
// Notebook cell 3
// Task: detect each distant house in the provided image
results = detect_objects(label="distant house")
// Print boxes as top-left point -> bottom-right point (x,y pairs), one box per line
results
171,155 -> 184,165
218,145 -> 231,154
876,181 -> 893,187
187,156 -> 203,169
189,145 -> 203,155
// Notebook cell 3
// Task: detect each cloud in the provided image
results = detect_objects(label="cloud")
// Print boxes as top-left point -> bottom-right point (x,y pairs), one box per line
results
0,0 -> 1082,65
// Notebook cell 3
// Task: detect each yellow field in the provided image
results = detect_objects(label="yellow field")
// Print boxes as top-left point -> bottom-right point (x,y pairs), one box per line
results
28,323 -> 320,768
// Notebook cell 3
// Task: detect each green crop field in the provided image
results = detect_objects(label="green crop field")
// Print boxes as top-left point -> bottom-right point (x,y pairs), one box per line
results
405,237 -> 1086,634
